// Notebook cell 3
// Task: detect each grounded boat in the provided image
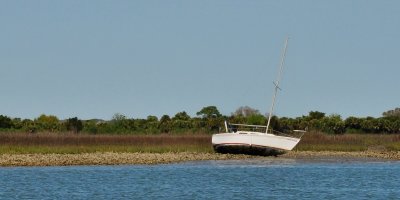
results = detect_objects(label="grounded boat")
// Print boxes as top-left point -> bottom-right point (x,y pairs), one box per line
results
212,38 -> 305,156
212,123 -> 305,156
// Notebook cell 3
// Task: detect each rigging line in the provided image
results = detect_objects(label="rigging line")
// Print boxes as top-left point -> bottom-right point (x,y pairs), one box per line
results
266,37 -> 289,134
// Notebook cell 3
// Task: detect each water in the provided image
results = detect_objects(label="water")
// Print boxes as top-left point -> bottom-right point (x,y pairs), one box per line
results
1,159 -> 400,199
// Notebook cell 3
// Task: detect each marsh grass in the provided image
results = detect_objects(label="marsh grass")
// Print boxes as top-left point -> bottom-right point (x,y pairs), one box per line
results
296,131 -> 400,151
0,133 -> 213,154
1,132 -> 400,154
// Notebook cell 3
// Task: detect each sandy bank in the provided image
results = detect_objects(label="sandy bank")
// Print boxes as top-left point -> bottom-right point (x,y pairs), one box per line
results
1,151 -> 399,167
0,152 -> 254,167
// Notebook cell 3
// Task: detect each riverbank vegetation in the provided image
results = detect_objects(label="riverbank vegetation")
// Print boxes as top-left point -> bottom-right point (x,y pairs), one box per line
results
1,106 -> 400,154
1,106 -> 400,135
1,132 -> 400,154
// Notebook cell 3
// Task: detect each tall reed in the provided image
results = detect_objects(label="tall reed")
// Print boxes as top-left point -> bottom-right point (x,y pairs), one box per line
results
2,132 -> 400,154
296,131 -> 400,151
0,133 -> 213,154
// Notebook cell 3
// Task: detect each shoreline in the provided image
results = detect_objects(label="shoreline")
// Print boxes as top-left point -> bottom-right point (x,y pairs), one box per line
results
282,150 -> 400,161
0,152 -> 254,167
1,151 -> 399,167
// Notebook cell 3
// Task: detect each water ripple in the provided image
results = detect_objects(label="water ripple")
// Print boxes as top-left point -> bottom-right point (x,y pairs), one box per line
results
1,160 -> 399,199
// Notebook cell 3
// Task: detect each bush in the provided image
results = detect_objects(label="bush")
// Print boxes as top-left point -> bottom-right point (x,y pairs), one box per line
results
0,115 -> 13,129
65,117 -> 83,133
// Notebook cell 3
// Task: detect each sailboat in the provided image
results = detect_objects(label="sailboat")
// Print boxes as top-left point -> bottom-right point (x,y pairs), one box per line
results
212,38 -> 305,156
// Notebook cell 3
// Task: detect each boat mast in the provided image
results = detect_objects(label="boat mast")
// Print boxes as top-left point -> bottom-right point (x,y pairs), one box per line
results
266,37 -> 289,134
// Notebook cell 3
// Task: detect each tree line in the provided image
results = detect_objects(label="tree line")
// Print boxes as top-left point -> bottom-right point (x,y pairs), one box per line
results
0,106 -> 400,135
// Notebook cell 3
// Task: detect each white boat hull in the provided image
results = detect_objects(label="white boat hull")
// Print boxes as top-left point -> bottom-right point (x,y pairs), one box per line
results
212,132 -> 300,155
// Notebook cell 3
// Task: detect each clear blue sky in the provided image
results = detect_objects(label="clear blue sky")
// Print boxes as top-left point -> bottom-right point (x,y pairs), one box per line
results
1,1 -> 399,120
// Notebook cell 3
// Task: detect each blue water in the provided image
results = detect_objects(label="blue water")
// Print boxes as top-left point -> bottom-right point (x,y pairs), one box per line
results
1,159 -> 399,199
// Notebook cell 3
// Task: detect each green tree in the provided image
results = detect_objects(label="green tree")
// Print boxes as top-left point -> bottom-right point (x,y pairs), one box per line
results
159,115 -> 171,133
147,115 -> 158,122
321,114 -> 345,134
145,115 -> 159,134
172,111 -> 192,130
64,117 -> 83,133
35,114 -> 60,132
82,120 -> 99,134
112,113 -> 127,122
345,116 -> 363,130
393,119 -> 400,133
134,119 -> 147,132
275,116 -> 306,131
308,111 -> 325,119
207,118 -> 222,133
0,115 -> 13,129
360,117 -> 375,133
21,119 -> 36,133
173,111 -> 191,121
228,115 -> 246,124
111,113 -> 131,133
309,111 -> 325,120
246,114 -> 266,125
266,115 -> 280,131
196,106 -> 223,133
12,118 -> 23,129
196,106 -> 222,118
379,118 -> 394,133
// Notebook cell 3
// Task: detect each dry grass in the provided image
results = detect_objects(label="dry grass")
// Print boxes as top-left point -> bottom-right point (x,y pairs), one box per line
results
296,131 -> 400,151
0,133 -> 213,154
0,133 -> 210,145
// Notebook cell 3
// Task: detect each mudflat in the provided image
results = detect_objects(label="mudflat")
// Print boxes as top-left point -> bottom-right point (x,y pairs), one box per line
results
0,152 -> 254,167
1,151 -> 399,167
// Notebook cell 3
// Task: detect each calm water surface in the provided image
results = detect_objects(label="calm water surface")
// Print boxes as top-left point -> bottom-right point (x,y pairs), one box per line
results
1,158 -> 399,199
